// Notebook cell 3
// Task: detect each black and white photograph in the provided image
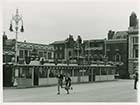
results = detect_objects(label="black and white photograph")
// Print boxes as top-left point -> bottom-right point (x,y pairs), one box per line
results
1,0 -> 139,104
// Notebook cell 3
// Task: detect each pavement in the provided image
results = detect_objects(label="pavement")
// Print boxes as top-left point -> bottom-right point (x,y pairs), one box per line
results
3,79 -> 138,102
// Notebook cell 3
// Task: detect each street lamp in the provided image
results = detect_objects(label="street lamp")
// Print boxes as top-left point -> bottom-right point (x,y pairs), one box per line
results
104,38 -> 107,56
9,9 -> 24,64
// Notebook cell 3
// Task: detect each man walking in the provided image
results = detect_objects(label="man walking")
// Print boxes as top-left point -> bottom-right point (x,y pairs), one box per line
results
56,71 -> 64,95
134,71 -> 138,89
64,73 -> 72,94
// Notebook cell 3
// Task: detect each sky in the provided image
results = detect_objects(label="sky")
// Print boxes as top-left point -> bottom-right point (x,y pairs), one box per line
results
2,0 -> 139,44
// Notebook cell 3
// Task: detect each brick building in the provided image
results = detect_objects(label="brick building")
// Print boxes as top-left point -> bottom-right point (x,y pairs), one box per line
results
106,31 -> 129,78
16,41 -> 54,64
3,34 -> 54,65
3,32 -> 15,64
83,39 -> 106,64
106,12 -> 139,78
3,33 -> 54,86
51,35 -> 76,64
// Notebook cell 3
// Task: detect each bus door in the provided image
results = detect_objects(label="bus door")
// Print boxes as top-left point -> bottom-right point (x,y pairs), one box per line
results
89,69 -> 92,82
3,64 -> 13,87
33,67 -> 39,86
89,69 -> 95,82
92,69 -> 95,81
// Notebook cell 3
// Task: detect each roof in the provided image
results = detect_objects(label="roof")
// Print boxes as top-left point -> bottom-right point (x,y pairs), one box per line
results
113,31 -> 128,39
17,41 -> 54,50
106,39 -> 127,44
17,41 -> 48,46
83,39 -> 105,43
51,40 -> 68,44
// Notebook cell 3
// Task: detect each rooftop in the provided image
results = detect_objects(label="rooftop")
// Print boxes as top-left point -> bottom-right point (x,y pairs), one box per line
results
51,40 -> 68,44
112,31 -> 128,39
83,39 -> 105,43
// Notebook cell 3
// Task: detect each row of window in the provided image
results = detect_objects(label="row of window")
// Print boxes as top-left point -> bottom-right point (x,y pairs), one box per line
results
95,68 -> 115,75
54,46 -> 63,50
17,67 -> 115,79
54,53 -> 63,59
84,42 -> 104,48
19,50 -> 53,59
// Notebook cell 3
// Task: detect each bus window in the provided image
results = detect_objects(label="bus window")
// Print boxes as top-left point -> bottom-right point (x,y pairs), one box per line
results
101,68 -> 107,75
84,69 -> 89,76
65,69 -> 72,76
26,67 -> 32,79
108,68 -> 113,75
96,67 -> 100,75
109,68 -> 115,75
19,67 -> 25,78
74,69 -> 79,76
112,68 -> 115,74
49,69 -> 56,78
39,67 -> 48,78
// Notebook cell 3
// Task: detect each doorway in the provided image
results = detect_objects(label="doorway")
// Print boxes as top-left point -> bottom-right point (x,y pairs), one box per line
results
89,69 -> 95,82
33,67 -> 39,86
3,65 -> 13,87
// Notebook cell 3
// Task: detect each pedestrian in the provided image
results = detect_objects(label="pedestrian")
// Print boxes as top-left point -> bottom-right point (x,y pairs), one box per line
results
64,73 -> 73,94
134,71 -> 138,89
56,71 -> 64,95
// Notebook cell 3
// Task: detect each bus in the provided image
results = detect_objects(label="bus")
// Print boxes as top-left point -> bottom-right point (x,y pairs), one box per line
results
12,63 -> 116,88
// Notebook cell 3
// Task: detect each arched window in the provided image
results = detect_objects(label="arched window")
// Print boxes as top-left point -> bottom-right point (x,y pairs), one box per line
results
115,53 -> 121,62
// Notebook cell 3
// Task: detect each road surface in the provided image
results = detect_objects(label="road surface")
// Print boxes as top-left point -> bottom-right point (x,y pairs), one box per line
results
3,79 -> 138,102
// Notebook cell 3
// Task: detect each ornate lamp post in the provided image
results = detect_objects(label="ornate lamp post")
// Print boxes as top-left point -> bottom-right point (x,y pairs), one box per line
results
9,9 -> 24,64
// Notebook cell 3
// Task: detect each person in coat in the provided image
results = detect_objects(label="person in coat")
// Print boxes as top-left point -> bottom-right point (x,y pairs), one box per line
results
56,71 -> 64,95
64,73 -> 73,94
134,71 -> 138,89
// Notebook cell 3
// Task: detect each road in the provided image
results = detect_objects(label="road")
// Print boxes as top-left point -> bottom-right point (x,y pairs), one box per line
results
3,79 -> 138,102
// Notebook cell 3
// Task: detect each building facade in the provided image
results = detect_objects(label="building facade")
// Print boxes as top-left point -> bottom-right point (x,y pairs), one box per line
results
3,32 -> 17,64
106,32 -> 129,78
51,35 -> 76,64
16,41 -> 54,64
3,12 -> 139,87
83,39 -> 106,64
3,34 -> 54,65
128,12 -> 139,78
106,12 -> 139,78
3,34 -> 54,86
